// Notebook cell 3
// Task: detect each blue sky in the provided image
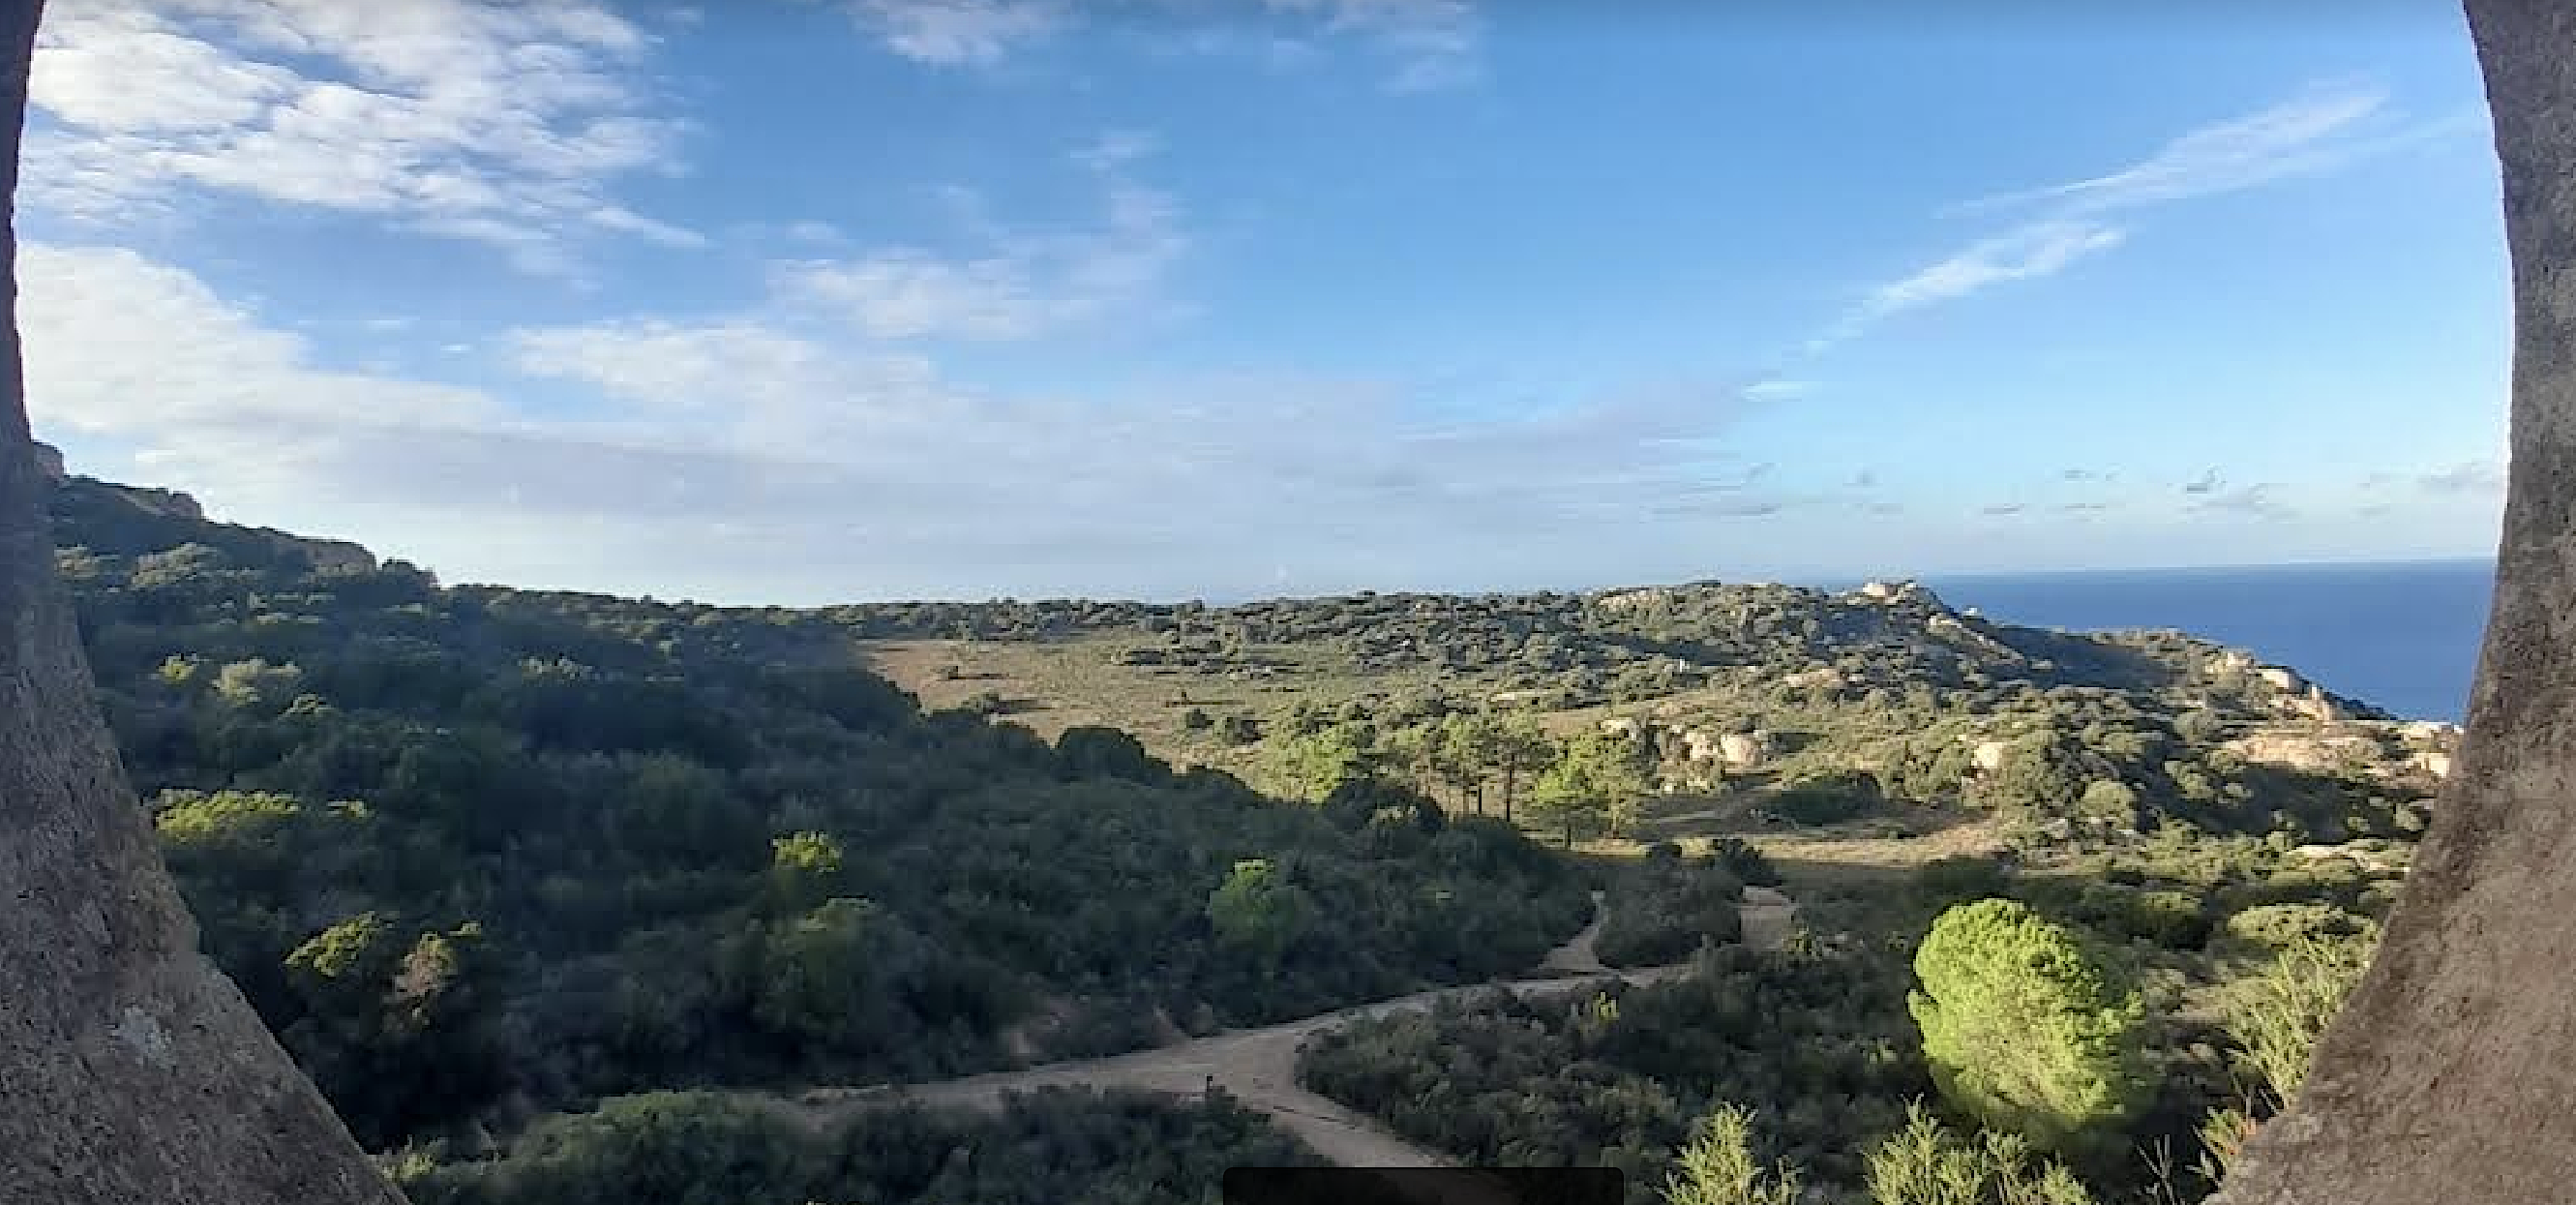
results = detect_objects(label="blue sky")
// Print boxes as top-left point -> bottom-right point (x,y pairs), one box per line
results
17,0 -> 2509,604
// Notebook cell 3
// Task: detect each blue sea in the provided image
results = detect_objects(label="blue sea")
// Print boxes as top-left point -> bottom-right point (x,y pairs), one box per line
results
1920,560 -> 2496,723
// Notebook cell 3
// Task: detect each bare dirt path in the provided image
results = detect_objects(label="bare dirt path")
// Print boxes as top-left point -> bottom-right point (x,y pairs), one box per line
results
1539,889 -> 1610,974
755,887 -> 1798,1166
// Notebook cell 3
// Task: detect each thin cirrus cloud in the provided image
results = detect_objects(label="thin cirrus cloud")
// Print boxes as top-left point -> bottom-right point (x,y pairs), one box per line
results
1818,220 -> 2127,346
846,0 -> 1063,67
2190,483 -> 2292,521
845,0 -> 1483,91
1810,82 -> 2441,352
769,134 -> 1188,342
2417,459 -> 2504,496
1260,0 -> 1482,92
23,0 -> 698,274
1949,83 -> 2431,217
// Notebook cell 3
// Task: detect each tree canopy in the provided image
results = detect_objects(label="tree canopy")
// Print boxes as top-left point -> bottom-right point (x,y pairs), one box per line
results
1909,899 -> 2147,1155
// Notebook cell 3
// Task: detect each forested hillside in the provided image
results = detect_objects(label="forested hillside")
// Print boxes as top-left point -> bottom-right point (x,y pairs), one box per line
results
46,472 -> 1589,1159
842,563 -> 2454,856
45,467 -> 2422,1203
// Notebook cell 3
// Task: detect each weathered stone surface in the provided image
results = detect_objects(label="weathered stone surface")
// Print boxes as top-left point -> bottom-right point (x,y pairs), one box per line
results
0,5 -> 406,1202
1718,731 -> 1770,769
2212,4 -> 2576,1201
304,538 -> 378,573
2283,686 -> 2344,724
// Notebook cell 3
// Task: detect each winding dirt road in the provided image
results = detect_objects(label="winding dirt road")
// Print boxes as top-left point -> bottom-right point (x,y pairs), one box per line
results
761,887 -> 1802,1167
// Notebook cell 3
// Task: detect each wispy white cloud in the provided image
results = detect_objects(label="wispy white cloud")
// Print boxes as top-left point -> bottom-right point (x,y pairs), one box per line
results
784,220 -> 851,246
844,0 -> 1482,91
1955,85 -> 2395,217
1073,129 -> 1162,171
847,0 -> 1063,67
2190,483 -> 2292,521
1742,378 -> 1817,402
2418,458 -> 2504,497
503,319 -> 960,456
1813,82 -> 2447,351
770,137 -> 1188,341
25,1 -> 691,273
1260,0 -> 1482,92
1818,220 -> 2125,346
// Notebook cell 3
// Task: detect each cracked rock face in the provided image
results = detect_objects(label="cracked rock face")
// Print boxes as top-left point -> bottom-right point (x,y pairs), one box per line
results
0,4 -> 403,1202
2211,5 -> 2576,1203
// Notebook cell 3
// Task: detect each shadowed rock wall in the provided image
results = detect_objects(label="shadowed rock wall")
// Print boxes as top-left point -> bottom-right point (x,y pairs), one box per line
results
0,2 -> 405,1201
2212,4 -> 2576,1202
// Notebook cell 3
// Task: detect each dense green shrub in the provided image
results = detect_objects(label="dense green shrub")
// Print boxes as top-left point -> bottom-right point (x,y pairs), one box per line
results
1863,1102 -> 2095,1205
1706,837 -> 1782,888
1301,944 -> 1930,1200
2221,932 -> 2378,1105
1765,770 -> 1882,826
1910,900 -> 2147,1155
401,1088 -> 1318,1205
1595,852 -> 1743,967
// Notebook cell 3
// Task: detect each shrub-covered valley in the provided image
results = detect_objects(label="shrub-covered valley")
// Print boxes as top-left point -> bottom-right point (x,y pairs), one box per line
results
49,463 -> 2444,1204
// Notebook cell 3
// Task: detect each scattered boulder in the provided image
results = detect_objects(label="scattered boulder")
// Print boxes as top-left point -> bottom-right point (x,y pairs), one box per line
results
1718,731 -> 1772,769
2207,649 -> 2258,676
1595,587 -> 1672,613
1854,579 -> 1948,610
2402,720 -> 2465,742
113,484 -> 204,522
2286,686 -> 2345,723
2229,730 -> 2377,773
2291,843 -> 2407,874
300,539 -> 376,574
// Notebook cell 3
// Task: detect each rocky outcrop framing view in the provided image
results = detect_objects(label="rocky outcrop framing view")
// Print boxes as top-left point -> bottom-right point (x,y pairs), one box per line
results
2209,3 -> 2576,1201
0,2 -> 403,1201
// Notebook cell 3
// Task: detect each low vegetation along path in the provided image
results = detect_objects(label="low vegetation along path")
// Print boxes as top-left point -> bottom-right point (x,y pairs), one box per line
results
764,887 -> 1801,1167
